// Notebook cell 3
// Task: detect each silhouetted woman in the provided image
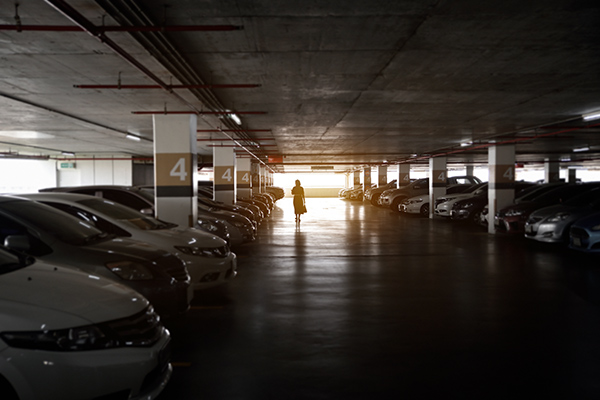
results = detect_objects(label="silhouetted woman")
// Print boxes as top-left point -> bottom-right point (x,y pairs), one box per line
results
291,179 -> 306,222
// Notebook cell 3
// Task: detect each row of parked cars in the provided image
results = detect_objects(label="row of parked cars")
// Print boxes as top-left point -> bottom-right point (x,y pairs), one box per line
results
362,177 -> 600,252
0,184 -> 283,400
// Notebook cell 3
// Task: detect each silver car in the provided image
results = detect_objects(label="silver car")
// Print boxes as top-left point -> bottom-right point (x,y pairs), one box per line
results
524,186 -> 600,243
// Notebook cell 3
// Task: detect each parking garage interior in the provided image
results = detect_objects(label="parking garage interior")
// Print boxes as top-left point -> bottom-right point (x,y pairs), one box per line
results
1,1 -> 600,399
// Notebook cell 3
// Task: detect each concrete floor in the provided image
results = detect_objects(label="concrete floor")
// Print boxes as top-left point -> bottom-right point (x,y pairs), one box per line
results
162,197 -> 600,399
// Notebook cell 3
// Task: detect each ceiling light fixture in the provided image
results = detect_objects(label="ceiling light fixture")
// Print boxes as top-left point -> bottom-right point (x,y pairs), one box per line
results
229,113 -> 242,125
573,146 -> 590,152
583,111 -> 600,121
126,134 -> 141,141
460,141 -> 473,147
61,151 -> 75,156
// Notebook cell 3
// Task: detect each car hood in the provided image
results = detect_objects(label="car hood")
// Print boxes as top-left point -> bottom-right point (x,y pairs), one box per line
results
0,261 -> 147,331
571,211 -> 600,229
87,237 -> 171,262
151,226 -> 227,247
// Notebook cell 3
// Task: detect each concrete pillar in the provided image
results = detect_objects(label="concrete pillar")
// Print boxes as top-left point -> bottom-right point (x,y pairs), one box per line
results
353,171 -> 361,188
398,164 -> 410,187
153,114 -> 198,227
544,158 -> 560,183
237,158 -> 252,199
213,147 -> 236,205
251,162 -> 260,195
260,165 -> 266,193
568,168 -> 577,183
466,165 -> 474,176
363,167 -> 371,190
429,157 -> 447,219
377,165 -> 388,186
488,145 -> 515,234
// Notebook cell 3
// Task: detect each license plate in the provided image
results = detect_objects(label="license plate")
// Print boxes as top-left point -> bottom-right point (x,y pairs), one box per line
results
573,237 -> 582,247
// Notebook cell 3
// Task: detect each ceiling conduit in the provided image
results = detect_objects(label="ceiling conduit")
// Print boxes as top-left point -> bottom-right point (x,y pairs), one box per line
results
44,0 -> 275,172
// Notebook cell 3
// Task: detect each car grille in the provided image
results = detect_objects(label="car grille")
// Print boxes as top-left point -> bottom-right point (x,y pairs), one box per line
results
570,227 -> 589,239
103,306 -> 164,347
158,254 -> 190,282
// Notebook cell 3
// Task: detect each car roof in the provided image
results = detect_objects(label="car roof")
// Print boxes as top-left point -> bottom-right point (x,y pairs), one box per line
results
20,192 -> 99,202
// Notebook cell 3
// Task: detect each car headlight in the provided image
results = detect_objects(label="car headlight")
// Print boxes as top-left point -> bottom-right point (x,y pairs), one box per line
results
457,202 -> 474,209
591,224 -> 600,231
232,220 -> 249,229
1,325 -> 117,351
547,212 -> 571,222
505,209 -> 523,217
106,261 -> 153,280
409,198 -> 424,204
175,245 -> 230,258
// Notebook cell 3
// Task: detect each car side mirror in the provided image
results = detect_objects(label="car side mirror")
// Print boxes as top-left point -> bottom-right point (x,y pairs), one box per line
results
4,235 -> 31,251
140,207 -> 154,216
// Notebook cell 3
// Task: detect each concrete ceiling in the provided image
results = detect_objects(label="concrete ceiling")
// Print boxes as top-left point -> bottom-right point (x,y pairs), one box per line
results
0,0 -> 599,173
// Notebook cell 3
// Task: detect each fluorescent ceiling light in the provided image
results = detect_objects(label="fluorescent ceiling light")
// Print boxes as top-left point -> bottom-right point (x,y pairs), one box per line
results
61,151 -> 75,156
126,134 -> 141,141
573,146 -> 589,152
229,113 -> 242,125
583,111 -> 600,121
460,141 -> 473,147
0,130 -> 55,139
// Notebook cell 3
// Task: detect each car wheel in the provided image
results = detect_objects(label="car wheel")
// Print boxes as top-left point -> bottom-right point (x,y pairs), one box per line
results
420,203 -> 429,217
471,210 -> 481,224
371,194 -> 380,206
391,197 -> 405,213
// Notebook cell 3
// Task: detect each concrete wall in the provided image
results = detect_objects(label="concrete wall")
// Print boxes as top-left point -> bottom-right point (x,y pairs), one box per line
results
57,157 -> 132,187
0,159 -> 56,194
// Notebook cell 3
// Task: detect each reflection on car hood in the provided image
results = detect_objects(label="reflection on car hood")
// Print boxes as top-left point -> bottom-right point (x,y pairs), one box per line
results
0,261 -> 147,331
87,237 -> 171,262
151,226 -> 226,247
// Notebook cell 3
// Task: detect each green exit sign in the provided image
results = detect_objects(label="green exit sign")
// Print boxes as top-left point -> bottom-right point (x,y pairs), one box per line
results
60,162 -> 76,169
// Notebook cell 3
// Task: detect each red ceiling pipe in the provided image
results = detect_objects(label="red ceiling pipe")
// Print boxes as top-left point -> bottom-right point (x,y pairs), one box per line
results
132,111 -> 267,115
0,24 -> 242,32
74,84 -> 260,89
198,129 -> 271,132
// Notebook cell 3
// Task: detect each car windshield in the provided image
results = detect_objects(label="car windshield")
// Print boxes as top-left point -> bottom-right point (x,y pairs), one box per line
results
0,247 -> 33,274
78,198 -> 174,230
563,187 -> 600,207
0,200 -> 105,246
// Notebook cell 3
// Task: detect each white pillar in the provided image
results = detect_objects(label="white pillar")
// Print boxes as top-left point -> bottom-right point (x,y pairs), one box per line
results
429,157 -> 447,219
213,147 -> 236,205
544,158 -> 560,183
377,165 -> 388,186
260,165 -> 266,193
251,162 -> 260,195
153,114 -> 198,227
466,165 -> 474,176
568,168 -> 577,183
488,145 -> 515,233
398,164 -> 410,187
237,158 -> 252,199
353,171 -> 361,188
363,167 -> 371,190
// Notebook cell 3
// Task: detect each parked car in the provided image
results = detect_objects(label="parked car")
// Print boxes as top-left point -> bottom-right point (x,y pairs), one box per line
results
495,183 -> 600,234
524,186 -> 600,243
364,180 -> 397,206
569,212 -> 600,252
41,185 -> 233,245
380,176 -> 482,213
0,246 -> 172,400
453,182 -> 535,224
266,186 -> 285,200
22,193 -> 237,291
0,195 -> 191,316
400,194 -> 430,216
435,182 -> 488,218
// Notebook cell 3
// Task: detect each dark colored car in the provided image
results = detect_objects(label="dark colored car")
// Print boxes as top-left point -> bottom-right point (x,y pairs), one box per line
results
364,180 -> 397,206
0,195 -> 191,316
495,183 -> 600,234
452,182 -> 536,224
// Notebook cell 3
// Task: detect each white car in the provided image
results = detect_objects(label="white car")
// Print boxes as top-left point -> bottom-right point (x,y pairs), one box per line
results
0,247 -> 172,400
23,193 -> 237,291
434,183 -> 488,217
400,195 -> 430,216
